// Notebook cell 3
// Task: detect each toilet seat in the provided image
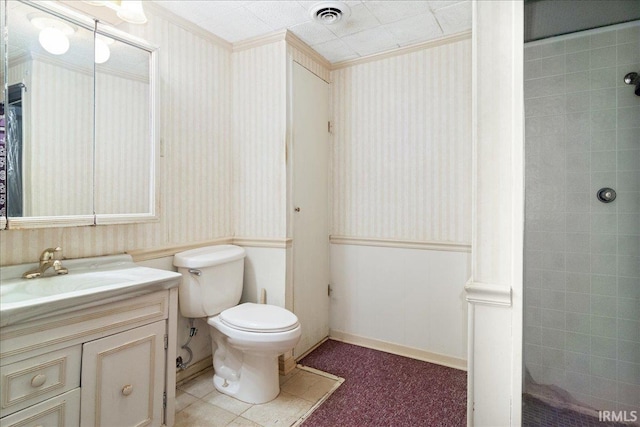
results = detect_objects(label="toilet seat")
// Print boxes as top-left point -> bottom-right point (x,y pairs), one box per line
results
219,303 -> 299,333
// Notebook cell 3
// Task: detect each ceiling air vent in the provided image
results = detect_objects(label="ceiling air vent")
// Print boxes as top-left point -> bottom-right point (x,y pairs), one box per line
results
310,1 -> 351,25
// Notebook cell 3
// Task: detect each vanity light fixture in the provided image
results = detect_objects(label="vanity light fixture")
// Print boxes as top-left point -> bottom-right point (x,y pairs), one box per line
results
94,35 -> 114,64
82,0 -> 148,24
30,16 -> 75,55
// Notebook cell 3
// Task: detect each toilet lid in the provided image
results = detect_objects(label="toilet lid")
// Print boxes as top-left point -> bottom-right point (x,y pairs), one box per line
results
220,303 -> 299,333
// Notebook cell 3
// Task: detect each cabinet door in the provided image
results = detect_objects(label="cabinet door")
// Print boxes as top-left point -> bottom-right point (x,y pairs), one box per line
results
80,321 -> 166,427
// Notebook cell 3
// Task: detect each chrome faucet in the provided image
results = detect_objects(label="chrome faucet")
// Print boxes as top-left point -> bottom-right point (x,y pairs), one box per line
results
22,247 -> 69,279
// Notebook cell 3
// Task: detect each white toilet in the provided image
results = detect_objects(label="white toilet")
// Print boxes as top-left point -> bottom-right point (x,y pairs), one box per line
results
173,245 -> 301,404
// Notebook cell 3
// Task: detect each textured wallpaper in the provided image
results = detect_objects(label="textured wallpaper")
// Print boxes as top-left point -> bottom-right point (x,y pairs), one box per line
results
330,37 -> 472,244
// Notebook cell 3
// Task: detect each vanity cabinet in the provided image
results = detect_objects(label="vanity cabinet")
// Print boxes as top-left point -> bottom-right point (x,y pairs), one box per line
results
0,288 -> 178,427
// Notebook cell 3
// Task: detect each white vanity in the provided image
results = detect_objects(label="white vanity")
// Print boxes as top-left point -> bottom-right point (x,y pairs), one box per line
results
0,255 -> 181,427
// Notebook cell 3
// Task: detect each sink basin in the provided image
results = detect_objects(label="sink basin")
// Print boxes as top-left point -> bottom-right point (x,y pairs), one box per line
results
0,254 -> 181,327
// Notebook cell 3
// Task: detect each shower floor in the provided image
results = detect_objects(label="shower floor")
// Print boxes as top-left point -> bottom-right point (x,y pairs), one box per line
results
522,394 -> 632,427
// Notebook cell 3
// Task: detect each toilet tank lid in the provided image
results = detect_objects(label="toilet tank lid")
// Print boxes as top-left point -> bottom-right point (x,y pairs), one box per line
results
173,245 -> 246,268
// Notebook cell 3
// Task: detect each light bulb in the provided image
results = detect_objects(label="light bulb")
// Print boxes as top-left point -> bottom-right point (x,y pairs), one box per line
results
117,1 -> 147,24
95,38 -> 111,64
39,27 -> 70,55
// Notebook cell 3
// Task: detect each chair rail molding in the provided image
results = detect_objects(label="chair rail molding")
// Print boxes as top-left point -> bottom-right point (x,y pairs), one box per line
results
464,280 -> 512,307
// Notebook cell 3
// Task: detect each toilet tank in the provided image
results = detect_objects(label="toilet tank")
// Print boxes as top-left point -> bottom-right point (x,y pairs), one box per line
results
173,245 -> 246,318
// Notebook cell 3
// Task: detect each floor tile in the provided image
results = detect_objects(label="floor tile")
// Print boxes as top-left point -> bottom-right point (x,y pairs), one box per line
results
174,400 -> 236,427
174,366 -> 343,427
203,389 -> 253,415
226,417 -> 262,427
241,392 -> 314,427
281,370 -> 339,403
176,389 -> 199,412
178,371 -> 216,398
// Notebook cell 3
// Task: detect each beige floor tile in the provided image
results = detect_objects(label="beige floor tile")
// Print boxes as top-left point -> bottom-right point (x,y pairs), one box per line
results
179,372 -> 216,398
203,390 -> 253,415
242,392 -> 314,427
226,416 -> 262,427
174,400 -> 236,427
279,367 -> 299,386
281,370 -> 338,403
176,389 -> 199,412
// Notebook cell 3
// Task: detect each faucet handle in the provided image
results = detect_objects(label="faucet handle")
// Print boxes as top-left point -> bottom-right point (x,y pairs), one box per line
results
40,247 -> 62,261
53,260 -> 68,275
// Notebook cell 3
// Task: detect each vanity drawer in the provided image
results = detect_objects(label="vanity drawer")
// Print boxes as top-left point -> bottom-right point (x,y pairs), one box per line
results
0,346 -> 81,418
0,388 -> 80,427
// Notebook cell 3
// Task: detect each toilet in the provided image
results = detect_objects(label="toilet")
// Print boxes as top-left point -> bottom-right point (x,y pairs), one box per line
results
173,245 -> 301,404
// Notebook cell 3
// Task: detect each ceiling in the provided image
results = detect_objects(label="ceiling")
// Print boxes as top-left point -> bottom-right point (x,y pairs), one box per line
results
151,1 -> 471,63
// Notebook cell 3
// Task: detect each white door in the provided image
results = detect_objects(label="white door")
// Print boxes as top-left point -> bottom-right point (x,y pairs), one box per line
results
292,62 -> 330,357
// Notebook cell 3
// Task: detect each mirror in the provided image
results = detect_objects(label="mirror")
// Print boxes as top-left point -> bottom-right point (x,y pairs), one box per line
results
94,21 -> 153,219
1,0 -> 157,228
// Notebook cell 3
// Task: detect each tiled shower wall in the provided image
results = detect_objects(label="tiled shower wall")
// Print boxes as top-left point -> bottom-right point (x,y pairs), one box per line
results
523,22 -> 640,413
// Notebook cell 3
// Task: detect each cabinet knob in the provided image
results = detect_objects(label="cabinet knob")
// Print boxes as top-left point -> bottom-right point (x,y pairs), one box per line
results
122,384 -> 133,396
294,207 -> 301,212
30,374 -> 47,388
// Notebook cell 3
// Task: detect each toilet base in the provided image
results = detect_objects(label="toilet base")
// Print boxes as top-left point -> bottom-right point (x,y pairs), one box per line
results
213,352 -> 280,404
210,327 -> 281,404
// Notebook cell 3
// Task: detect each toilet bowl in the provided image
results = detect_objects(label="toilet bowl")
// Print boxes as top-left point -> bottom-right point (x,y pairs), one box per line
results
208,303 -> 301,403
173,245 -> 301,404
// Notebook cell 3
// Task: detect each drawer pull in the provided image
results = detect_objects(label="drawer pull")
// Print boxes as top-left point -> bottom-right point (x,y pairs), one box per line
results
122,384 -> 133,396
30,374 -> 47,388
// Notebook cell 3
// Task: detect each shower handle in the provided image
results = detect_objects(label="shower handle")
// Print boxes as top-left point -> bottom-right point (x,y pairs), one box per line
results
597,188 -> 616,203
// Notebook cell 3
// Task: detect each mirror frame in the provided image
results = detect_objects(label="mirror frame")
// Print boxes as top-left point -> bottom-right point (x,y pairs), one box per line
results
1,0 -> 160,229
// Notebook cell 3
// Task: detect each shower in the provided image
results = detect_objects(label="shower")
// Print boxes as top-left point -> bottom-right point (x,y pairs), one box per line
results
522,15 -> 640,426
624,71 -> 640,96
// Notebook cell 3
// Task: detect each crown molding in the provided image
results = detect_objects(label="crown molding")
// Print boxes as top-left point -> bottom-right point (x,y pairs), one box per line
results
330,30 -> 472,70
232,29 -> 288,53
285,31 -> 331,70
143,2 -> 232,51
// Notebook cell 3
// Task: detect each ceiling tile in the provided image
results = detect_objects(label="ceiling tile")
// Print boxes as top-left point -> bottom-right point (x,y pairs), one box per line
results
325,3 -> 381,37
427,0 -> 466,11
152,1 -> 246,24
245,1 -> 311,30
434,1 -> 471,34
311,38 -> 359,62
341,26 -> 398,56
297,0 -> 364,10
384,13 -> 443,46
364,1 -> 432,25
289,20 -> 340,45
200,8 -> 275,42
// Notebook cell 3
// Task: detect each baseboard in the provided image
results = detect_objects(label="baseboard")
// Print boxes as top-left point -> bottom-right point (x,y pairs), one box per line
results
295,337 -> 329,362
329,330 -> 467,371
176,358 -> 212,386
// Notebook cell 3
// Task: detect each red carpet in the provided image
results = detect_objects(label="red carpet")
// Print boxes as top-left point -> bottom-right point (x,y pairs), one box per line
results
299,340 -> 467,427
